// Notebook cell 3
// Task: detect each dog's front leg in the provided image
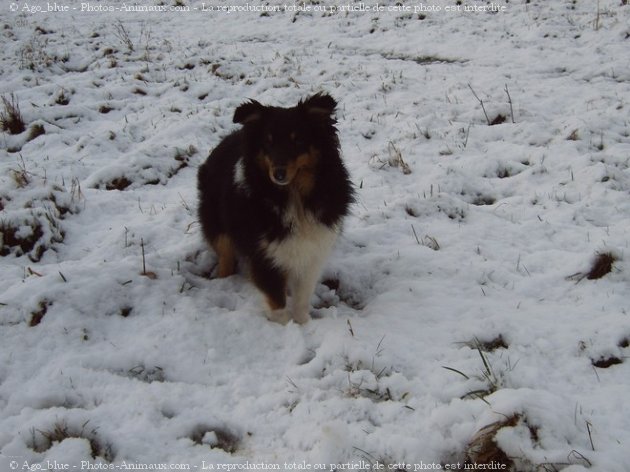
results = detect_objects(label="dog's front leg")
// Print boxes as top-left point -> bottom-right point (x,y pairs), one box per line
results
288,265 -> 323,325
249,256 -> 291,324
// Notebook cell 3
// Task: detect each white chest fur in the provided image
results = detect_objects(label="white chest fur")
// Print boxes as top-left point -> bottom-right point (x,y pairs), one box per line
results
264,195 -> 339,276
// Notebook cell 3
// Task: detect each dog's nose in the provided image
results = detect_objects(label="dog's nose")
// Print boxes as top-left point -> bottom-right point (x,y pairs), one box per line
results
273,167 -> 287,183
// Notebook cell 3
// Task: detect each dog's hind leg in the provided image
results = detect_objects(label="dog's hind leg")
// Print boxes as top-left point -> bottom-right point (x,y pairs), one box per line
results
211,234 -> 236,278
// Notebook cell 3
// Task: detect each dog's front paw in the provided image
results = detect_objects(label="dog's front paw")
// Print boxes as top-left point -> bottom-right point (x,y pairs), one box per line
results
266,308 -> 292,325
292,310 -> 310,325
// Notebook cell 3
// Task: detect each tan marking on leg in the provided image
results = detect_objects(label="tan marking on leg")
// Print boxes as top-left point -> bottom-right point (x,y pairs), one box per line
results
211,234 -> 236,278
265,295 -> 291,324
265,295 -> 285,311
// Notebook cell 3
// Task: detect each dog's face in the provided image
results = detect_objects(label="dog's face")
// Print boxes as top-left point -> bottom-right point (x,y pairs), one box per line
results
234,93 -> 337,188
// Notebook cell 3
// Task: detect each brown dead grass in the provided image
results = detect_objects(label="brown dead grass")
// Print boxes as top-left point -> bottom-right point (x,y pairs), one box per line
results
31,421 -> 114,461
465,415 -> 519,468
586,252 -> 616,280
0,94 -> 26,135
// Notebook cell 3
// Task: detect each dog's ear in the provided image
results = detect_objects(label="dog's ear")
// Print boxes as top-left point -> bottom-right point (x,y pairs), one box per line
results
233,100 -> 264,124
301,93 -> 337,118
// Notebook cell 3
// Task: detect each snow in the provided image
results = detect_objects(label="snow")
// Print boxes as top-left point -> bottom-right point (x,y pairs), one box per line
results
1,1 -> 630,471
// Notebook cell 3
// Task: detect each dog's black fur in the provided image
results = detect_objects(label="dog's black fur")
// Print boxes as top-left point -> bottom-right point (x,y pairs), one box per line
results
197,93 -> 353,324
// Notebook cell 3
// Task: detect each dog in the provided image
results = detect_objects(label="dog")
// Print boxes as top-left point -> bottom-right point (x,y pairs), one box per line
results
197,93 -> 354,324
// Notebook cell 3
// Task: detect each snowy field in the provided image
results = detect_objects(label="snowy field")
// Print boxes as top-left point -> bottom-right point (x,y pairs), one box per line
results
1,1 -> 629,471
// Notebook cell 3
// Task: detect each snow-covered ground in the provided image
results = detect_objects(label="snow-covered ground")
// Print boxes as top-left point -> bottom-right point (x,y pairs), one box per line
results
1,1 -> 629,470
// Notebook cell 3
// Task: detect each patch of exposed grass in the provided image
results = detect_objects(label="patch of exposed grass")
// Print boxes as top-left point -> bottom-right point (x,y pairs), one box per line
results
29,299 -> 50,327
30,421 -> 114,461
104,176 -> 132,191
0,218 -> 45,259
567,251 -> 618,282
473,335 -> 509,352
19,35 -> 54,70
171,144 -> 198,177
465,414 -> 590,471
27,123 -> 46,142
489,114 -> 507,126
319,277 -> 365,310
591,356 -> 623,369
55,89 -> 70,105
586,252 -> 616,280
119,306 -> 132,318
127,364 -> 165,383
0,94 -> 26,135
382,52 -> 465,65
465,415 -> 519,468
189,425 -> 240,454
443,338 -> 511,401
567,129 -> 579,141
470,194 -> 497,206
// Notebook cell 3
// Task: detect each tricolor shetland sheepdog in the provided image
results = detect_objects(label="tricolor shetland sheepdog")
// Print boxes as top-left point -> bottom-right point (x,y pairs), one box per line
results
197,93 -> 354,324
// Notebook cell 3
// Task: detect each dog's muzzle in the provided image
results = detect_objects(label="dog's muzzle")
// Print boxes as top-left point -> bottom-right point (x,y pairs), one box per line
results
271,167 -> 289,186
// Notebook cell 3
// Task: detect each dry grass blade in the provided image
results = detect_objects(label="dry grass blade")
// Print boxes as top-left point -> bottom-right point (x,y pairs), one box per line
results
442,365 -> 470,380
113,21 -> 134,52
473,338 -> 498,387
504,84 -> 515,123
421,234 -> 440,251
468,84 -> 490,125
388,141 -> 412,174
